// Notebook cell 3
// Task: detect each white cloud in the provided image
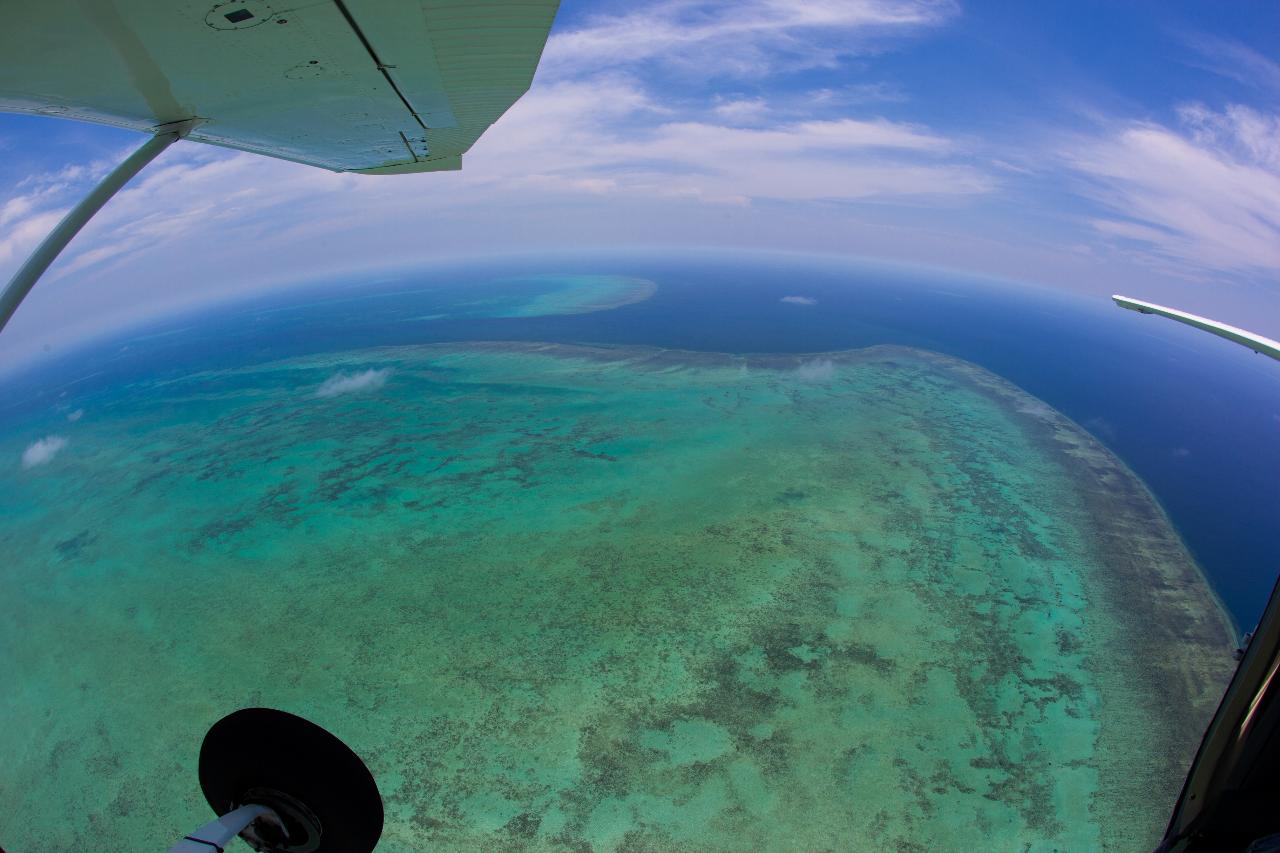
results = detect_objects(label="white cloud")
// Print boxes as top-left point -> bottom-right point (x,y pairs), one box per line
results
0,206 -> 65,266
545,0 -> 955,77
781,295 -> 818,305
315,368 -> 391,398
66,408 -> 83,422
1182,33 -> 1280,96
474,80 -> 989,204
488,2 -> 978,205
710,85 -> 906,127
0,194 -> 35,228
810,82 -> 908,105
636,117 -> 953,155
21,435 -> 67,469
713,98 -> 770,123
1179,103 -> 1280,170
1064,105 -> 1280,273
0,145 -> 359,302
0,157 -> 126,268
793,358 -> 836,381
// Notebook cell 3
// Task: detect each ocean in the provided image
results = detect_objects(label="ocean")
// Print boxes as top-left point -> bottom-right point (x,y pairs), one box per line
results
9,250 -> 1277,624
0,250 -> 1274,850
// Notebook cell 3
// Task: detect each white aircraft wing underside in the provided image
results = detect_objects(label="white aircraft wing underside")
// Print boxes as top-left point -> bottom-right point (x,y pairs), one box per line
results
0,0 -> 557,174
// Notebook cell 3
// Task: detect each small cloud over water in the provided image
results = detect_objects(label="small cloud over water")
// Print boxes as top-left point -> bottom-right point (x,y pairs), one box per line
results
793,359 -> 836,382
22,436 -> 67,469
316,368 -> 391,398
67,409 -> 84,422
781,295 -> 818,306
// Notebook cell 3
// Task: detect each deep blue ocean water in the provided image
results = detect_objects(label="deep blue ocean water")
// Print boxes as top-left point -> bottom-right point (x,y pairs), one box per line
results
5,250 -> 1278,627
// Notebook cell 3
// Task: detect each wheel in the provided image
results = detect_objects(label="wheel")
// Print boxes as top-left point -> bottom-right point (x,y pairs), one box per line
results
198,708 -> 383,853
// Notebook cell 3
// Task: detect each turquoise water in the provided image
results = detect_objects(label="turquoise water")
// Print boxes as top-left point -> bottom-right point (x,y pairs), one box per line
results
0,297 -> 1234,851
261,272 -> 657,324
490,274 -> 656,317
10,253 -> 1271,627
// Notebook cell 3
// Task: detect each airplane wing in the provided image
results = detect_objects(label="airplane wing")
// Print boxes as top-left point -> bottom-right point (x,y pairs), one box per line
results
1113,296 -> 1280,362
0,0 -> 558,174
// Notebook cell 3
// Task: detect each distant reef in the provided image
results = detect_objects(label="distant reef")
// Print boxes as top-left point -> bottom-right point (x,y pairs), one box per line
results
493,274 -> 658,317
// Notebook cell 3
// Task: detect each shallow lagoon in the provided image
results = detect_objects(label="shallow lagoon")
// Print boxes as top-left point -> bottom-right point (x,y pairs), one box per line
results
1,337 -> 1233,850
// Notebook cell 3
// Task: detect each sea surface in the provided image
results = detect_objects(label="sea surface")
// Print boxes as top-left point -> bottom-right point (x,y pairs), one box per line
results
1,251 -> 1276,851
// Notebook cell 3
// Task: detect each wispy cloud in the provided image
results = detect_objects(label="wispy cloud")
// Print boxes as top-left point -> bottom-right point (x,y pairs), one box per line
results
494,1 -> 983,205
1064,104 -> 1280,274
710,84 -> 908,127
478,80 -> 990,204
1181,33 -> 1280,96
1,66 -> 987,306
781,295 -> 818,305
21,435 -> 67,469
315,368 -> 391,398
712,98 -> 770,123
545,0 -> 956,77
1180,103 -> 1280,170
0,203 -> 65,267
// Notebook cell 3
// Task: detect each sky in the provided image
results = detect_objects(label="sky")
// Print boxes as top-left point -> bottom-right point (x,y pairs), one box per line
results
1,0 -> 1279,368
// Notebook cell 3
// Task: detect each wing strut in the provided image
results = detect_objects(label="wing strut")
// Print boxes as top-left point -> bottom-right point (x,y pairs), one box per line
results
0,126 -> 189,334
1115,295 -> 1280,851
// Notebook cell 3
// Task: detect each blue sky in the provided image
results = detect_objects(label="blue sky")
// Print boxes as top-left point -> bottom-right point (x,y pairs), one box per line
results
1,0 -> 1279,368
